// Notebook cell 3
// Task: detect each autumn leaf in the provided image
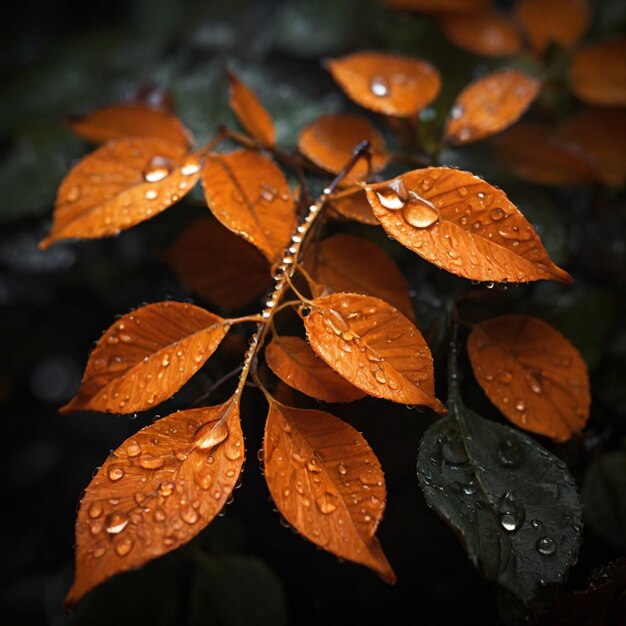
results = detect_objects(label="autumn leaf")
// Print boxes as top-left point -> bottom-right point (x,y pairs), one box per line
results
62,302 -> 231,414
39,138 -> 201,249
516,0 -> 590,54
438,9 -> 522,58
65,400 -> 244,607
68,104 -> 194,147
467,315 -> 590,441
228,71 -> 276,147
570,39 -> 626,107
263,401 -> 395,583
492,122 -> 595,186
265,336 -> 366,403
326,51 -> 441,118
444,70 -> 540,145
303,293 -> 444,412
164,217 -> 271,309
383,0 -> 490,13
366,167 -> 573,284
329,188 -> 378,225
305,233 -> 416,321
201,149 -> 296,263
298,114 -> 389,184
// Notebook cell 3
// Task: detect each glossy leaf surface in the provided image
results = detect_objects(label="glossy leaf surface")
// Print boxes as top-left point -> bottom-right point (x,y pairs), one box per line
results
467,315 -> 590,442
326,51 -> 441,118
264,402 -> 395,583
201,150 -> 295,262
366,167 -> 572,284
417,404 -> 583,604
303,293 -> 444,412
265,336 -> 366,403
40,138 -> 201,248
62,302 -> 229,414
66,400 -> 244,607
445,70 -> 540,145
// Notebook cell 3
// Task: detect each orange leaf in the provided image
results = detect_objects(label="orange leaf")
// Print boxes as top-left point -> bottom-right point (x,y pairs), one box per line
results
298,114 -> 389,183
68,104 -> 194,147
444,70 -> 540,145
570,39 -> 626,107
39,138 -> 201,249
65,399 -> 244,607
326,51 -> 441,118
559,107 -> 626,187
62,302 -> 229,414
164,217 -> 271,309
265,336 -> 366,403
263,402 -> 395,583
467,315 -> 590,442
366,167 -> 572,284
305,234 -> 416,321
228,71 -> 276,147
329,188 -> 379,225
303,293 -> 444,412
492,122 -> 595,186
384,0 -> 489,13
439,10 -> 523,57
516,0 -> 590,54
201,150 -> 296,263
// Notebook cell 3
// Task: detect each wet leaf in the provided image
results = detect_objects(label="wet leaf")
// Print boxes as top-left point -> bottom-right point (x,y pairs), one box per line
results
39,138 -> 201,249
384,0 -> 490,13
444,70 -> 540,145
201,150 -> 296,263
68,104 -> 194,147
516,0 -> 591,54
66,400 -> 244,607
62,302 -> 230,414
581,451 -> 626,551
305,233 -> 415,320
263,401 -> 395,583
366,167 -> 572,284
329,188 -> 379,225
265,335 -> 366,403
303,293 -> 444,412
467,315 -> 590,442
417,403 -> 583,604
570,39 -> 626,107
492,122 -> 595,186
164,217 -> 270,309
439,10 -> 523,58
326,51 -> 441,118
228,71 -> 276,147
298,114 -> 389,184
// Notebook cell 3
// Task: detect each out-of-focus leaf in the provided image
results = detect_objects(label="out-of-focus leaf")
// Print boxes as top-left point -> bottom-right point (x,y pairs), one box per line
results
384,0 -> 490,13
228,71 -> 275,147
329,188 -> 379,225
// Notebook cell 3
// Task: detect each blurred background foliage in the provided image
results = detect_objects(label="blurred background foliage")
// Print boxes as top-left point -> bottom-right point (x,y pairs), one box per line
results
1,0 -> 625,624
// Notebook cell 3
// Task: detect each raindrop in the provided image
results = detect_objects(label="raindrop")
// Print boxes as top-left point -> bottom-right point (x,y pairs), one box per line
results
139,456 -> 165,470
115,536 -> 133,556
375,177 -> 407,210
490,207 -> 505,221
88,502 -> 103,519
370,75 -> 390,97
145,189 -> 158,200
306,458 -> 322,473
143,155 -> 173,183
105,513 -> 129,534
108,465 -> 125,481
194,419 -> 229,450
402,194 -> 439,228
498,492 -> 525,532
159,480 -> 175,496
462,481 -> 478,496
180,157 -> 200,176
66,185 -> 81,202
337,462 -> 348,476
440,433 -> 469,465
514,399 -> 526,412
181,507 -> 199,525
498,370 -> 513,384
498,439 -> 524,468
536,536 -> 557,556
316,492 -> 338,514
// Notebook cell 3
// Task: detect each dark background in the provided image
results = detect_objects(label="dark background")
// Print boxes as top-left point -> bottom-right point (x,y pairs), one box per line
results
1,1 -> 625,624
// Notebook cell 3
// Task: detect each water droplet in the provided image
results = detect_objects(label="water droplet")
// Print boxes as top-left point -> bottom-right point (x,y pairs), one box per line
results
375,177 -> 407,210
316,492 -> 338,514
374,368 -> 387,384
194,419 -> 229,450
143,155 -> 173,183
115,536 -> 133,556
402,194 -> 439,228
490,207 -> 505,221
306,458 -> 321,473
67,185 -> 81,202
93,546 -> 106,558
337,462 -> 348,476
180,157 -> 200,176
370,75 -> 390,97
88,502 -> 103,518
145,189 -> 158,200
462,481 -> 478,495
181,507 -> 199,525
498,492 -> 525,532
450,105 -> 464,119
440,433 -> 469,465
108,465 -> 125,481
498,370 -> 513,384
498,439 -> 524,468
159,480 -> 175,496
536,536 -> 557,556
139,456 -> 164,470
531,519 -> 543,530
105,513 -> 128,534
514,399 -> 526,412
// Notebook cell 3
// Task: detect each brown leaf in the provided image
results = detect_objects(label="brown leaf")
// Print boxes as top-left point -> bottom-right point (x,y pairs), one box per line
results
366,167 -> 572,283
228,71 -> 276,147
516,0 -> 590,54
297,114 -> 389,184
384,0 -> 490,13
492,122 -> 595,186
305,234 -> 416,321
62,302 -> 229,414
265,336 -> 366,403
329,188 -> 379,225
201,149 -> 296,263
559,107 -> 626,187
65,399 -> 244,607
439,10 -> 523,57
326,51 -> 441,118
303,293 -> 444,412
263,402 -> 395,583
467,315 -> 590,441
570,39 -> 626,107
39,138 -> 201,249
68,104 -> 194,147
164,217 -> 271,309
444,70 -> 540,145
